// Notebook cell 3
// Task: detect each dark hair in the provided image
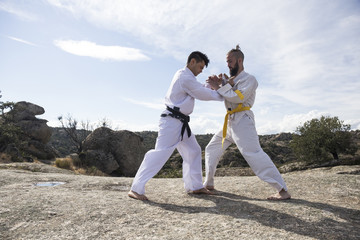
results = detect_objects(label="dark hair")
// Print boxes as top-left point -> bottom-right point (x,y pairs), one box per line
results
187,51 -> 210,67
228,44 -> 244,61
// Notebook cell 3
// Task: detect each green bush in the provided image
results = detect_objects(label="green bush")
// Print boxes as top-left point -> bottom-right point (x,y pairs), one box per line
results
0,94 -> 23,153
291,116 -> 357,164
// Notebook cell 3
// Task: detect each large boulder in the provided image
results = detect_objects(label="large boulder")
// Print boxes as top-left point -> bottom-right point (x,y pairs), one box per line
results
82,127 -> 146,176
3,101 -> 56,160
20,140 -> 58,160
16,119 -> 52,144
12,101 -> 52,143
80,150 -> 120,174
11,101 -> 45,121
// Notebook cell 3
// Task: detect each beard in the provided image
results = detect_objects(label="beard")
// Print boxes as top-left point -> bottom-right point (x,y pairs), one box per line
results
229,61 -> 239,77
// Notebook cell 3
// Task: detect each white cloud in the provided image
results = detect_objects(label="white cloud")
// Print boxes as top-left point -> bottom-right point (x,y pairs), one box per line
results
121,97 -> 164,110
0,1 -> 38,21
47,118 -> 159,132
257,110 -> 331,134
7,36 -> 37,46
345,119 -> 360,131
17,0 -> 360,134
46,1 -> 360,75
110,115 -> 222,134
257,110 -> 360,135
45,0 -> 233,58
190,115 -> 222,134
53,40 -> 150,61
119,97 -> 224,134
100,119 -> 158,132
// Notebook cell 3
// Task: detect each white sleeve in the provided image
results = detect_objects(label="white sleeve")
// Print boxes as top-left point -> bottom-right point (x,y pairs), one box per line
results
217,77 -> 258,103
181,77 -> 223,101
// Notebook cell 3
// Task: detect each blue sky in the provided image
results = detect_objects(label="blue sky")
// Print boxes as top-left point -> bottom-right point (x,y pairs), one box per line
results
1,0 -> 360,135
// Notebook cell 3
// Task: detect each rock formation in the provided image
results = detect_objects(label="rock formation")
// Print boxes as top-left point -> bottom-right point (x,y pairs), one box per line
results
81,127 -> 146,176
2,101 -> 56,160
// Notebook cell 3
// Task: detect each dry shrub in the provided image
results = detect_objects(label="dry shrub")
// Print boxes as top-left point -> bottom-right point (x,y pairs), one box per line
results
74,166 -> 107,176
74,168 -> 87,175
55,157 -> 73,170
0,153 -> 12,163
85,166 -> 108,176
55,157 -> 108,176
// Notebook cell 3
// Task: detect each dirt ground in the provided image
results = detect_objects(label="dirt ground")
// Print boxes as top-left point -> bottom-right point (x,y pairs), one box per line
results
0,163 -> 359,240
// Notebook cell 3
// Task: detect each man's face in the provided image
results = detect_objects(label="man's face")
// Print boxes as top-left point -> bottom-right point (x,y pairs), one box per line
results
227,54 -> 239,77
189,59 -> 205,76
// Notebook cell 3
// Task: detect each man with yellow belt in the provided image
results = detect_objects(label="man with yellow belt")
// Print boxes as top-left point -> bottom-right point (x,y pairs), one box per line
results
205,45 -> 291,200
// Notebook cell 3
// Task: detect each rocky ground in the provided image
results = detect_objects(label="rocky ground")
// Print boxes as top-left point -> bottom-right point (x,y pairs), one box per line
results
0,163 -> 359,240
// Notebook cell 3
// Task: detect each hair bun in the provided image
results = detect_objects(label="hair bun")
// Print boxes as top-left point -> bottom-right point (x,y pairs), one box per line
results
235,44 -> 240,50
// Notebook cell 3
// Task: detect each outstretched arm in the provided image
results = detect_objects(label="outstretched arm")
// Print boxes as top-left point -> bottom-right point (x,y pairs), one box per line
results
182,76 -> 223,101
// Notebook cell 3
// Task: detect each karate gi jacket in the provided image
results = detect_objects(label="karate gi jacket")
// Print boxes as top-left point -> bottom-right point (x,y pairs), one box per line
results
217,70 -> 258,121
164,67 -> 223,115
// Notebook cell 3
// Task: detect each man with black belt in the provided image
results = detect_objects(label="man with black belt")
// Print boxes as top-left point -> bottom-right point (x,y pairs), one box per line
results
128,51 -> 223,200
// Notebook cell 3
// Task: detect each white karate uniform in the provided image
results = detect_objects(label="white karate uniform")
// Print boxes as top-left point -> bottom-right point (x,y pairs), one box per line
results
204,70 -> 288,192
131,67 -> 223,195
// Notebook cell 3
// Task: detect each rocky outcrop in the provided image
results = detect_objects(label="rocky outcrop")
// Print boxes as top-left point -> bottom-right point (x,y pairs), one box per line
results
2,101 -> 56,160
81,127 -> 146,176
1,163 -> 359,240
10,101 -> 52,144
80,150 -> 120,174
11,101 -> 45,121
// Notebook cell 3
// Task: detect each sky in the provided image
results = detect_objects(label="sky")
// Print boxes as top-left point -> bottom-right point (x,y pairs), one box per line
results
1,0 -> 360,135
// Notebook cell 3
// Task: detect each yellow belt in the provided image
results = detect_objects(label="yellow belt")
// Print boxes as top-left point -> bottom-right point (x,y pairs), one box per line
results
222,103 -> 250,147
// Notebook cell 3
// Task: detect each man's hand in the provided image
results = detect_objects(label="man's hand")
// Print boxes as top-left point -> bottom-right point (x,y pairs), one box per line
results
219,73 -> 235,86
219,73 -> 229,80
227,76 -> 235,87
206,75 -> 221,90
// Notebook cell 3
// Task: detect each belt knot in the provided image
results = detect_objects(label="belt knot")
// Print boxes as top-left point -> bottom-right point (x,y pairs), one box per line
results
162,106 -> 191,140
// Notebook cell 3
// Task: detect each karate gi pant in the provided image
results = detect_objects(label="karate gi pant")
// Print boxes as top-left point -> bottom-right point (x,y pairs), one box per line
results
131,116 -> 204,195
204,113 -> 288,192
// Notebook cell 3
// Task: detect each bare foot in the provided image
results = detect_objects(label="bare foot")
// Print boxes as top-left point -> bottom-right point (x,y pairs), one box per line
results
205,185 -> 215,191
128,190 -> 148,201
267,189 -> 291,200
191,188 -> 214,195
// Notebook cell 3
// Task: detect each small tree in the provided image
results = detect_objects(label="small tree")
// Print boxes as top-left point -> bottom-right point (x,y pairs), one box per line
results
0,91 -> 22,152
58,114 -> 92,153
291,115 -> 357,163
97,117 -> 112,129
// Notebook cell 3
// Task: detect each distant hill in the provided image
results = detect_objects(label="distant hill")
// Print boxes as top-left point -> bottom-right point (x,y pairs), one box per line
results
48,127 -> 91,157
48,128 -> 360,177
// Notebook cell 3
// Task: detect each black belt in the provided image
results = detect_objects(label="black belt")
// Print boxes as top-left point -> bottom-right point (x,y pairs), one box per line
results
161,106 -> 191,140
